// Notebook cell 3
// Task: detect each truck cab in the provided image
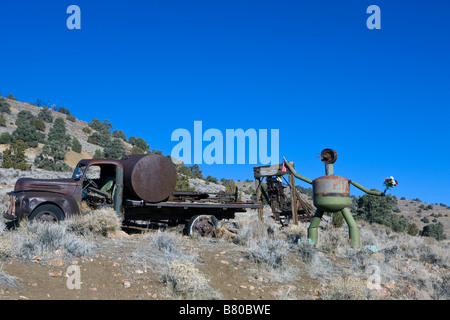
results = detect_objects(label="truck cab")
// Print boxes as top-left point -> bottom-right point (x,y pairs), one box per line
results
4,159 -> 124,222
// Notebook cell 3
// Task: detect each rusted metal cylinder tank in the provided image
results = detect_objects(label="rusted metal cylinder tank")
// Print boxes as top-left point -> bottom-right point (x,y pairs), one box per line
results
120,154 -> 177,203
312,175 -> 351,212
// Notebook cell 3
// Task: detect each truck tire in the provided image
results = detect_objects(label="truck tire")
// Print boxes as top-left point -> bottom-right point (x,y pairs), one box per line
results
186,215 -> 218,237
29,204 -> 65,223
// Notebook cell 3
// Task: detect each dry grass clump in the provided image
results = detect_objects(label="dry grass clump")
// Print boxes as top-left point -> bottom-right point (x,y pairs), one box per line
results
161,259 -> 222,300
64,207 -> 122,237
248,238 -> 288,270
232,215 -> 280,245
130,230 -> 195,270
130,230 -> 223,299
7,220 -> 97,263
316,227 -> 351,254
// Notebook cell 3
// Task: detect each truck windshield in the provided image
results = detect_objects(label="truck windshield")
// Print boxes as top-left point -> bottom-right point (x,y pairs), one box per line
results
73,164 -> 87,180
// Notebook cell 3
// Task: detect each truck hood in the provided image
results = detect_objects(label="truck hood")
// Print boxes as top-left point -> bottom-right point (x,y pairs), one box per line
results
14,178 -> 78,196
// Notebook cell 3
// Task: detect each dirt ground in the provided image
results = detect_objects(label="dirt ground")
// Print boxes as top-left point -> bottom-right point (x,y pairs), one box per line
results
0,219 -> 319,301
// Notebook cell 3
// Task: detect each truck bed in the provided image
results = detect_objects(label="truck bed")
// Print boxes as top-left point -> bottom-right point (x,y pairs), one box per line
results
123,198 -> 264,222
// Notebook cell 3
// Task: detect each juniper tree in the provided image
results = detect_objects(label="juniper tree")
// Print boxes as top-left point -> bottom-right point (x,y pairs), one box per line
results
34,140 -> 71,171
355,191 -> 409,233
37,106 -> 53,123
12,120 -> 44,148
103,138 -> 125,159
0,132 -> 11,144
34,117 -> 71,171
72,137 -> 82,153
48,117 -> 70,143
2,140 -> 30,170
0,98 -> 11,114
112,129 -> 127,141
128,136 -> 150,153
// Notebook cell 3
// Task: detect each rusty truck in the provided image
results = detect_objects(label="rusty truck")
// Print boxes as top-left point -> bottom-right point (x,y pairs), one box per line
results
3,154 -> 263,236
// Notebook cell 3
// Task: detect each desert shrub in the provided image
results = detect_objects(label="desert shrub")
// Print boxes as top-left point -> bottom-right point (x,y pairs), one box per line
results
83,207 -> 122,236
330,211 -> 345,228
31,117 -> 46,131
82,126 -> 92,134
316,227 -> 350,254
233,216 -> 276,245
92,149 -> 104,159
297,241 -> 318,264
224,179 -> 237,198
130,230 -> 194,269
57,106 -> 71,115
71,137 -> 82,153
420,223 -> 447,241
5,94 -> 17,101
130,145 -> 145,154
0,113 -> 6,127
63,207 -> 121,237
177,164 -> 194,177
206,176 -> 219,184
0,132 -> 12,144
355,193 -> 408,233
175,173 -> 194,191
407,223 -> 419,236
248,238 -> 288,270
161,259 -> 222,300
13,220 -> 96,262
432,274 -> 450,300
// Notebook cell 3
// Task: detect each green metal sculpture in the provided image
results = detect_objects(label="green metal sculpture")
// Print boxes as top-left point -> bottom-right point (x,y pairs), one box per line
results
284,149 -> 384,248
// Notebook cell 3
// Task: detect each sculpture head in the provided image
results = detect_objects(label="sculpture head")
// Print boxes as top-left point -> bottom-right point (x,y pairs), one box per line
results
320,148 -> 337,176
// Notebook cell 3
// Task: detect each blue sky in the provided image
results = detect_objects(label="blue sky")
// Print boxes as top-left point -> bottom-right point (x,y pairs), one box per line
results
0,0 -> 449,204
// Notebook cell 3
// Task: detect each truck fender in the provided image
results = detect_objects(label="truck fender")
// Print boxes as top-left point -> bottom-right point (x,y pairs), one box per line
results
18,191 -> 80,219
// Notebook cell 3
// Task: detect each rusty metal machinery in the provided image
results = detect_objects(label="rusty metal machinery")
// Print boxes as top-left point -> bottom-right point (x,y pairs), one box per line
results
253,163 -> 314,226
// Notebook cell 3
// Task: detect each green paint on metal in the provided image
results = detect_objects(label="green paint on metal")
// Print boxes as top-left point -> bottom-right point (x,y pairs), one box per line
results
284,149 -> 384,248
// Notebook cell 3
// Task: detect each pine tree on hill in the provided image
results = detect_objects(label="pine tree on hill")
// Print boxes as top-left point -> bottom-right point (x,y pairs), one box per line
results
2,140 -> 30,170
34,117 -> 71,171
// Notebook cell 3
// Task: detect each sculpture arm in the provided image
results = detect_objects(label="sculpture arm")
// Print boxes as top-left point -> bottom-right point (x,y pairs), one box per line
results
349,180 -> 384,196
283,158 -> 313,184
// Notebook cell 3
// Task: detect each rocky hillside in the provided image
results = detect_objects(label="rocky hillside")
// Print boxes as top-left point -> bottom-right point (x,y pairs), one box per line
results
0,97 -> 135,168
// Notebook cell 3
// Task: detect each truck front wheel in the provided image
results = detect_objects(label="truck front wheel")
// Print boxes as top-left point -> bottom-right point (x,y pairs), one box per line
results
29,204 -> 65,223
